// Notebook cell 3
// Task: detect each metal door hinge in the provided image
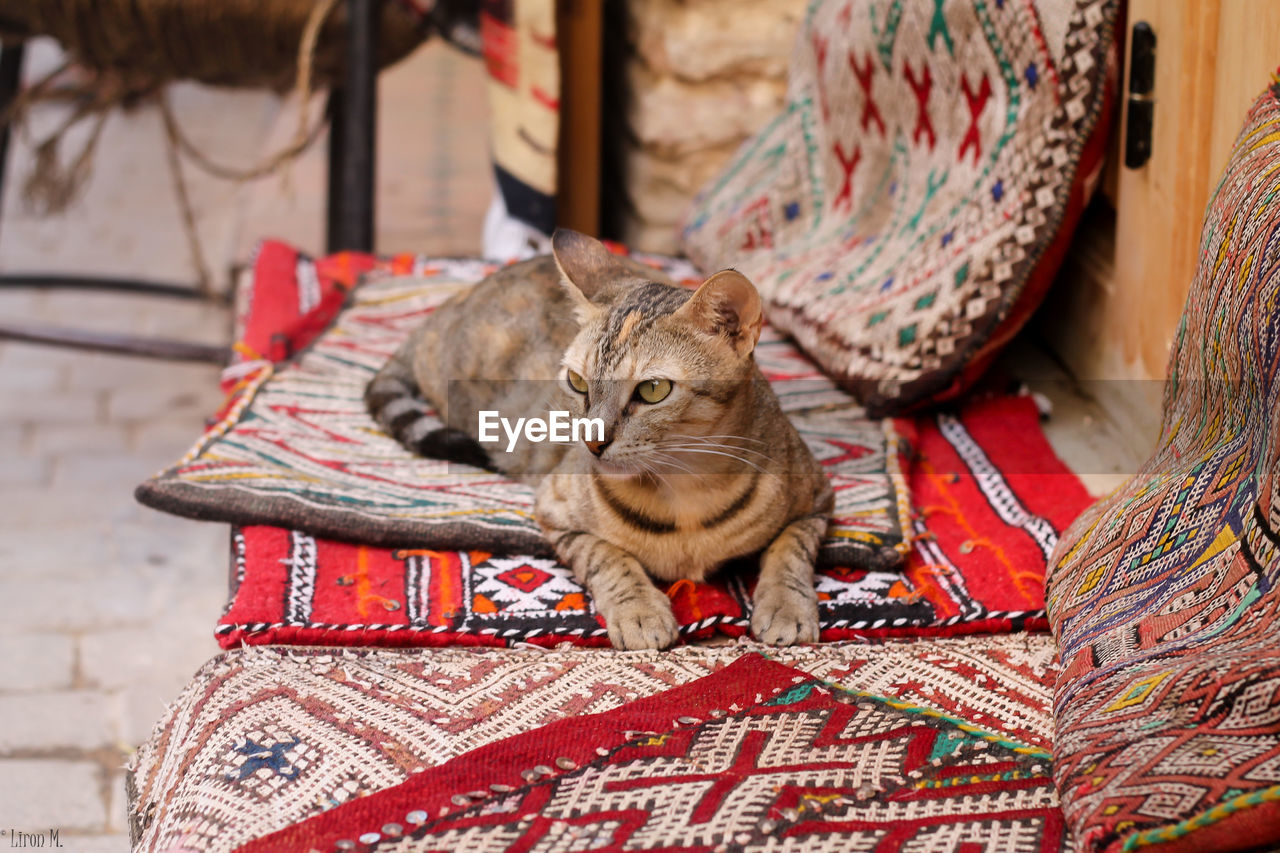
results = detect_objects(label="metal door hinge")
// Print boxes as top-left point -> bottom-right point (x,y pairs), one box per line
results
1125,21 -> 1156,169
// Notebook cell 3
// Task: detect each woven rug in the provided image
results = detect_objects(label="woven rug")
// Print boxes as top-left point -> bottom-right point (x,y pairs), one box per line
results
680,0 -> 1118,415
1046,79 -> 1280,853
137,250 -> 911,570
125,636 -> 1060,852
246,654 -> 1064,852
214,394 -> 1090,647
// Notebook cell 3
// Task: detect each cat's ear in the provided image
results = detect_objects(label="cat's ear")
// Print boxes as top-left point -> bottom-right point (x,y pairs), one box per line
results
552,229 -> 617,316
676,269 -> 763,355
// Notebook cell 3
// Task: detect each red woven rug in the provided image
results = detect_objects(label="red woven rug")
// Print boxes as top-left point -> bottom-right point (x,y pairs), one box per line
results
216,394 -> 1089,647
234,653 -> 1064,853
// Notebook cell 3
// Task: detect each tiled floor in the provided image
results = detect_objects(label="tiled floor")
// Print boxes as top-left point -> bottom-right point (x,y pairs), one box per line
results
0,34 -> 1154,853
0,40 -> 490,850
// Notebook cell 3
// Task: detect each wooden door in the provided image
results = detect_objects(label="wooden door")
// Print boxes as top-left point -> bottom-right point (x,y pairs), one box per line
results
1042,0 -> 1280,455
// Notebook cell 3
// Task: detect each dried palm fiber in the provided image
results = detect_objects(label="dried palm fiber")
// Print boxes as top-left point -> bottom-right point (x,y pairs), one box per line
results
0,0 -> 428,89
0,0 -> 430,288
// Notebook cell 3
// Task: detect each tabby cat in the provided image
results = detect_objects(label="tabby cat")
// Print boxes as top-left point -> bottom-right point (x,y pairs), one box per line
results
366,230 -> 833,649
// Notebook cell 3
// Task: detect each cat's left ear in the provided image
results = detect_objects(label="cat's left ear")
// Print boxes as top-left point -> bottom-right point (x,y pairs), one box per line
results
676,269 -> 763,356
552,229 -> 616,319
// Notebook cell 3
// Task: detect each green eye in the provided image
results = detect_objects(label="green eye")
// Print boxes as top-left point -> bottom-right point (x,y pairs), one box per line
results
636,378 -> 672,403
567,370 -> 588,393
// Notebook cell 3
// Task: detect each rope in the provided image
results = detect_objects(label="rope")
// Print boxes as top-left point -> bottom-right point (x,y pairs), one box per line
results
155,0 -> 338,184
152,0 -> 341,290
3,0 -> 429,291
161,102 -> 212,291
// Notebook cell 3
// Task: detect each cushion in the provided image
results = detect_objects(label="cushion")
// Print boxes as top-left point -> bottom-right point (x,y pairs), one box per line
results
680,0 -> 1119,415
138,251 -> 913,570
1046,79 -> 1280,853
127,637 -> 1060,852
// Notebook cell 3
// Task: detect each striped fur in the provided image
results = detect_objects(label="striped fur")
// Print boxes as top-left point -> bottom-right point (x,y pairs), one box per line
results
366,230 -> 833,649
365,341 -> 493,470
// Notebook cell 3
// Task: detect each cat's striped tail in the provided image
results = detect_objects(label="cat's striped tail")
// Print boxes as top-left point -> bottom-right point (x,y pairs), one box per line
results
364,342 -> 493,470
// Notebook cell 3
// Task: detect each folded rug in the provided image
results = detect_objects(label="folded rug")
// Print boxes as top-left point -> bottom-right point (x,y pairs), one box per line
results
216,394 -> 1089,647
1047,79 -> 1280,853
680,0 -> 1118,415
137,247 -> 911,570
126,637 -> 1060,853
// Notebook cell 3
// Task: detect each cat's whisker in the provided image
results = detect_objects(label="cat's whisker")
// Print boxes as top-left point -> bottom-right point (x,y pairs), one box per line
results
645,463 -> 679,492
663,440 -> 773,457
659,446 -> 769,474
661,435 -> 772,451
657,439 -> 776,462
639,457 -> 698,492
669,433 -> 769,446
648,453 -> 699,477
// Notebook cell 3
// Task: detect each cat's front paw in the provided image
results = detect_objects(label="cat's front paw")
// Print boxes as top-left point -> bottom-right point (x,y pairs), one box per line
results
605,595 -> 679,650
751,585 -> 819,646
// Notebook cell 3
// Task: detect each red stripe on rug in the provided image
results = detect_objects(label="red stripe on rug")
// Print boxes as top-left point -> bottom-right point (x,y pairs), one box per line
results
237,242 -> 301,364
311,541 -> 411,627
221,526 -> 294,628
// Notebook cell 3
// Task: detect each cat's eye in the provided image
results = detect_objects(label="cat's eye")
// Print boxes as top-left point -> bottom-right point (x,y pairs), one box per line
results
635,378 -> 672,404
567,370 -> 588,394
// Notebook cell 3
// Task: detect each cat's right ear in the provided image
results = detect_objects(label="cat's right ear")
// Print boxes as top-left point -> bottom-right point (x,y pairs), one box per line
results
552,229 -> 615,318
676,269 -> 764,356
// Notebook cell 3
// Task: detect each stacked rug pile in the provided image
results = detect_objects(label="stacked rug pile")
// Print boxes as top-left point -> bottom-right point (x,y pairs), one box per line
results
128,233 -> 1092,851
138,242 -> 1086,650
124,0 -> 1280,851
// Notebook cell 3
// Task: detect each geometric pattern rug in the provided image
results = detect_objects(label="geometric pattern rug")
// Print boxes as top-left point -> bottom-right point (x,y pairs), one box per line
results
125,636 -> 1061,852
1046,79 -> 1280,853
136,252 -> 912,571
214,395 -> 1091,647
680,0 -> 1118,416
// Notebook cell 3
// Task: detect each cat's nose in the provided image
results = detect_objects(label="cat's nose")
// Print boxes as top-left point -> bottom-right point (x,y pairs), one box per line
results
585,438 -> 611,457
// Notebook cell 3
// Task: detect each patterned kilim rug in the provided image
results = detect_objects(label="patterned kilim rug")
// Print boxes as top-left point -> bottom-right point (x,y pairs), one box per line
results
136,251 -> 911,570
214,394 -> 1090,647
680,0 -> 1118,415
126,637 -> 1061,853
1047,79 -> 1280,853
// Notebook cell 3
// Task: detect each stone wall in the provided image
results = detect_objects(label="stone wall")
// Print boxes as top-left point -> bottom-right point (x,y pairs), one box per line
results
612,0 -> 807,254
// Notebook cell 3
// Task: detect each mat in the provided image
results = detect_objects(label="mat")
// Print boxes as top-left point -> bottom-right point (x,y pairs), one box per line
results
243,654 -> 1064,852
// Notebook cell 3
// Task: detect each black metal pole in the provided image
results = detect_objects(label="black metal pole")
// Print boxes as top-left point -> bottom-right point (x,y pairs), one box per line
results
333,0 -> 378,252
0,274 -> 217,299
0,41 -> 27,245
0,321 -> 229,363
325,87 -> 346,253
